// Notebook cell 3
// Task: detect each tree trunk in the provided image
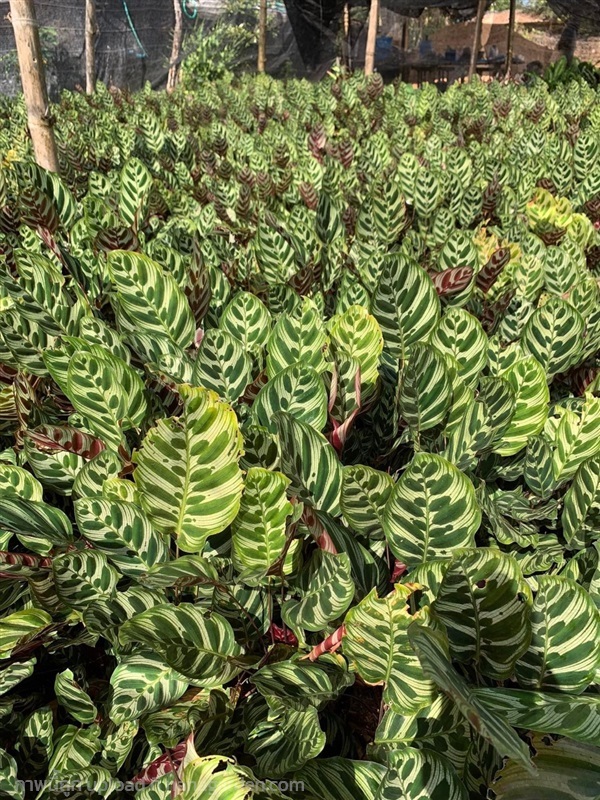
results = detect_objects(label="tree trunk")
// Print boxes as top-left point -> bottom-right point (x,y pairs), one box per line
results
504,0 -> 516,80
557,14 -> 579,65
167,0 -> 183,92
364,0 -> 379,76
9,0 -> 60,172
85,0 -> 98,95
468,0 -> 486,82
257,0 -> 267,73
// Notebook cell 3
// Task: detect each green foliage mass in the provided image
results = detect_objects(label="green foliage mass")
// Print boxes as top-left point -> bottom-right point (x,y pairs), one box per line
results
0,71 -> 599,799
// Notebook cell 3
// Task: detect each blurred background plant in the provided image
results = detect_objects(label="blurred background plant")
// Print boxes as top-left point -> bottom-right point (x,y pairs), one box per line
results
179,0 -> 279,86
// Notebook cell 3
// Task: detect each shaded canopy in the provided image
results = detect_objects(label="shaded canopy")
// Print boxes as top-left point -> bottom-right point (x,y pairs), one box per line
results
282,0 -> 494,69
285,0 -> 600,70
548,1 -> 600,31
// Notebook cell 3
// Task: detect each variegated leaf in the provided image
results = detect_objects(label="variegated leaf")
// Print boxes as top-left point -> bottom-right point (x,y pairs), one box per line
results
120,603 -> 243,685
282,551 -> 354,634
109,651 -> 188,724
231,467 -> 294,582
383,454 -> 480,566
133,386 -> 243,552
74,497 -> 169,578
275,412 -> 342,516
433,549 -> 531,680
515,575 -> 600,693
252,365 -> 327,433
344,585 -> 436,715
192,328 -> 252,403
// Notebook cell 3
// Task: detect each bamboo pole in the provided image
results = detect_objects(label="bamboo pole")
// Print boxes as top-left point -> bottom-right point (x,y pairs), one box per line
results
504,0 -> 516,80
8,0 -> 59,172
257,0 -> 267,73
85,0 -> 98,94
364,0 -> 379,76
167,0 -> 183,92
468,0 -> 486,81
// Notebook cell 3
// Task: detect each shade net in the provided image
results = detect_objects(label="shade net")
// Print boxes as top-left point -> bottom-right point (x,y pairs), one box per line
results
0,0 -> 597,93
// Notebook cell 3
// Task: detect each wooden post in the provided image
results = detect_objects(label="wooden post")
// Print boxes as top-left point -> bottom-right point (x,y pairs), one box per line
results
400,17 -> 409,83
364,0 -> 379,76
8,0 -> 59,172
167,0 -> 183,92
85,0 -> 98,94
257,0 -> 267,73
342,3 -> 351,69
468,0 -> 486,81
401,18 -> 408,52
504,0 -> 516,80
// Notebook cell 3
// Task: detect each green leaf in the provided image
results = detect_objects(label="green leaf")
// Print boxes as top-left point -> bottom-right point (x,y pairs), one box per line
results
100,720 -> 138,772
341,465 -> 393,539
328,305 -> 383,394
247,702 -> 326,778
275,412 -> 342,516
492,737 -> 600,800
179,754 -> 253,800
18,706 -> 53,776
344,585 -> 436,715
282,550 -> 354,633
551,395 -> 600,484
400,343 -> 452,433
266,297 -> 330,378
295,758 -> 386,800
431,308 -> 488,389
562,455 -> 600,549
82,585 -> 164,643
432,548 -> 531,680
475,688 -> 600,745
119,156 -> 152,227
192,328 -> 252,402
409,625 -> 535,774
515,575 -> 600,693
109,651 -> 188,724
107,250 -> 194,349
65,349 -> 146,451
120,602 -> 243,685
48,724 -> 101,774
252,365 -> 327,433
139,555 -> 218,593
442,395 -> 492,472
52,550 -> 119,612
522,298 -> 584,377
0,496 -> 73,551
0,609 -> 51,658
231,467 -> 294,582
133,386 -> 243,552
376,748 -> 467,800
74,497 -> 169,578
73,450 -> 122,499
219,291 -> 271,353
493,356 -> 549,457
372,254 -> 440,362
0,749 -> 24,800
54,668 -> 98,725
525,436 -> 556,499
374,693 -> 462,749
0,464 -> 43,500
0,659 -> 35,696
252,655 -> 354,711
255,221 -> 296,283
382,454 -> 480,566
